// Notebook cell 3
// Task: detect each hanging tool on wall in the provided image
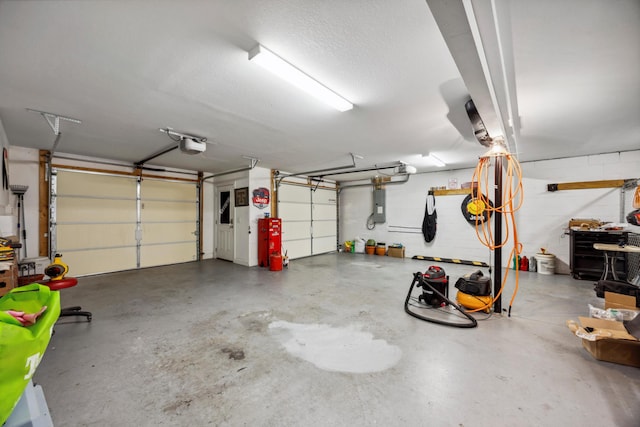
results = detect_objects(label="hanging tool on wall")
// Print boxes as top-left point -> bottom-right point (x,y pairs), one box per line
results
461,191 -> 493,224
2,148 -> 8,190
421,190 -> 437,242
10,185 -> 29,259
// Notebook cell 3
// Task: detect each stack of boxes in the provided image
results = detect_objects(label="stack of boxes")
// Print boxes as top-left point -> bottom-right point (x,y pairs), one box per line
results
0,237 -> 17,297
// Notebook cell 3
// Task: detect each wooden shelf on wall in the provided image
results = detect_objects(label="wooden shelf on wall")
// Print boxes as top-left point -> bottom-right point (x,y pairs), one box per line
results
547,179 -> 637,192
430,188 -> 472,196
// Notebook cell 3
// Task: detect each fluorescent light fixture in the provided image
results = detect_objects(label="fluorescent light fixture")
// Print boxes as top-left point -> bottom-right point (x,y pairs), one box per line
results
249,44 -> 353,112
423,153 -> 446,167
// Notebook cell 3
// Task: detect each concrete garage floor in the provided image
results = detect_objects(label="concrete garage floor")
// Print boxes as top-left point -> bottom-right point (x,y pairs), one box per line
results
33,253 -> 640,426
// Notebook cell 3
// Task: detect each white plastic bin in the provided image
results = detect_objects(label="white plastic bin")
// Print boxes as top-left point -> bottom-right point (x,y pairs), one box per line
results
536,253 -> 556,275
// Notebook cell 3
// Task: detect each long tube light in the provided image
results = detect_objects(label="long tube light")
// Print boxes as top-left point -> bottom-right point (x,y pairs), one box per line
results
248,44 -> 353,112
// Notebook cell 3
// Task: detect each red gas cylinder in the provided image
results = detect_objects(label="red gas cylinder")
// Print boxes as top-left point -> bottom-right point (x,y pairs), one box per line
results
269,253 -> 283,271
520,256 -> 529,271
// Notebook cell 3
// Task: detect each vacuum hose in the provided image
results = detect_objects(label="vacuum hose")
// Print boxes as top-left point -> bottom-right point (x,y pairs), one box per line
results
404,272 -> 477,328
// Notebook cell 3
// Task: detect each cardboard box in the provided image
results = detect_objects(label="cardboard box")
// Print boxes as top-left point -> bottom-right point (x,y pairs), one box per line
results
0,263 -> 17,297
387,247 -> 405,258
604,292 -> 638,311
569,292 -> 640,367
568,218 -> 602,229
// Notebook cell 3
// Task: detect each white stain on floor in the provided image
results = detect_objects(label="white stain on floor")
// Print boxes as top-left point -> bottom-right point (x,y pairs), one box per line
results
349,262 -> 382,268
269,321 -> 402,373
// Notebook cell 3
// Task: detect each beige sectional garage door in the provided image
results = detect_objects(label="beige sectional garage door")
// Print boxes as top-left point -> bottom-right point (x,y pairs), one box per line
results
311,187 -> 338,254
140,178 -> 198,268
53,169 -> 197,276
277,178 -> 337,260
54,170 -> 138,276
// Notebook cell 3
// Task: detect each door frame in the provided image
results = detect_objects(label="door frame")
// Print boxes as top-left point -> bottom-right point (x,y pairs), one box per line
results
215,183 -> 235,261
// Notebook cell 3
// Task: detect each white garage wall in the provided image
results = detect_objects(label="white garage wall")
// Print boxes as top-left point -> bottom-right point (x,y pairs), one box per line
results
202,179 -> 215,260
340,150 -> 640,274
340,171 -> 492,263
0,119 -> 13,216
5,146 -> 39,256
248,167 -> 272,267
519,151 -> 640,274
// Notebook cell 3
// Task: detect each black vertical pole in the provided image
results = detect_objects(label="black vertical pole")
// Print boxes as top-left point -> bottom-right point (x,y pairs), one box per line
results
494,156 -> 503,313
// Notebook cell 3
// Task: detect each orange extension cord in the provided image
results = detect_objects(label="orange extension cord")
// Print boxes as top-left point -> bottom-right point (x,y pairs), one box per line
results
467,148 -> 523,315
634,185 -> 640,209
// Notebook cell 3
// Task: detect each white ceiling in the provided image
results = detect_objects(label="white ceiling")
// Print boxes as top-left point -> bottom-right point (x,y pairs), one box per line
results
0,0 -> 638,181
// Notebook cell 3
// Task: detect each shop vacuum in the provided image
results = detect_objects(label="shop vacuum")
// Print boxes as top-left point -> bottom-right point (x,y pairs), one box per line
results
404,266 -> 478,328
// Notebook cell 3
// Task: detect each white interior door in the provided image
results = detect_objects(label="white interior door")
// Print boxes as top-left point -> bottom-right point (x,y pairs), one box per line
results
234,206 -> 249,265
217,186 -> 234,261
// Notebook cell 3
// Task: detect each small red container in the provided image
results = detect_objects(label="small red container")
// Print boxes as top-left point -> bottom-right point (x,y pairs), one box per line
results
269,253 -> 283,271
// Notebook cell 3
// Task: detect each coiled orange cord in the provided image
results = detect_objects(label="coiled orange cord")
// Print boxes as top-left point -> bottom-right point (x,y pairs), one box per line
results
633,185 -> 640,209
465,150 -> 523,314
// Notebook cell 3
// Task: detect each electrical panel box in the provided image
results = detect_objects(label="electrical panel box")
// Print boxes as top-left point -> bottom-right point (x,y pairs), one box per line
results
373,189 -> 386,223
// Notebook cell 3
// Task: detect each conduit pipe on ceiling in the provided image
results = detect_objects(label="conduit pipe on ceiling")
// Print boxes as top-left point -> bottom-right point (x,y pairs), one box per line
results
275,153 -> 360,186
202,157 -> 260,181
337,174 -> 412,193
316,161 -> 406,179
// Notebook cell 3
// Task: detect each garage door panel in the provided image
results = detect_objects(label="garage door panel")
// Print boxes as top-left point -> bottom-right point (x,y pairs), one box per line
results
57,223 -> 136,250
141,180 -> 196,201
313,204 -> 337,221
312,236 -> 336,254
282,221 -> 311,241
313,221 -> 336,238
142,223 -> 196,244
277,182 -> 336,260
57,198 -> 135,223
313,189 -> 337,204
141,242 -> 197,268
279,202 -> 311,222
279,185 -> 310,202
142,200 -> 197,222
63,248 -> 137,276
58,172 -> 136,197
140,180 -> 197,268
282,240 -> 311,259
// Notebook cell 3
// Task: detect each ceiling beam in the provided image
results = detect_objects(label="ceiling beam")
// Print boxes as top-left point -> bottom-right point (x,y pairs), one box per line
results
425,0 -> 519,154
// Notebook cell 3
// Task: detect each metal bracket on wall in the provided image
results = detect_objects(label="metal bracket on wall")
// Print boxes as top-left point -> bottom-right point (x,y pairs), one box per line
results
27,108 -> 82,136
